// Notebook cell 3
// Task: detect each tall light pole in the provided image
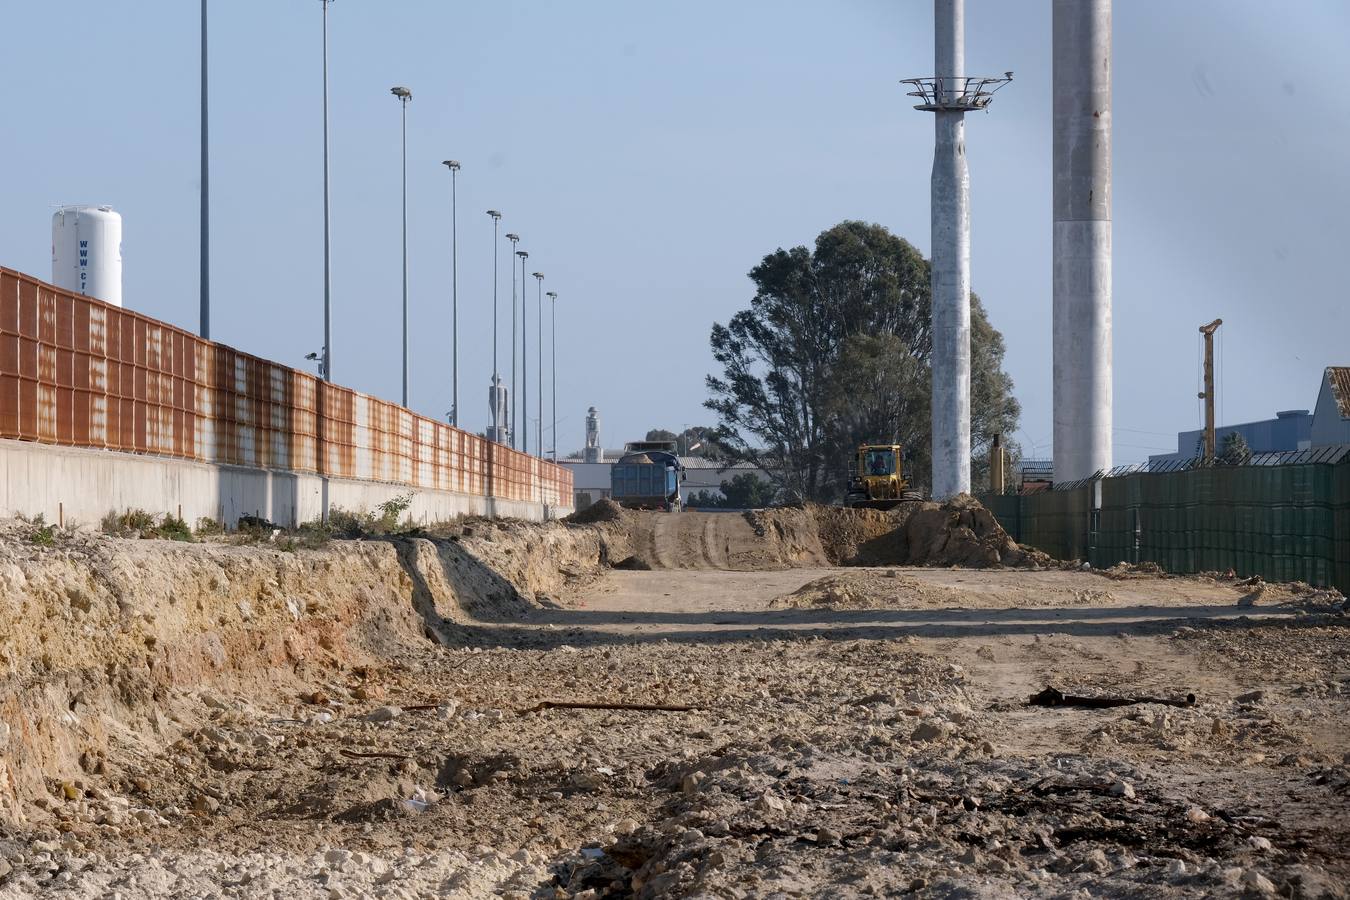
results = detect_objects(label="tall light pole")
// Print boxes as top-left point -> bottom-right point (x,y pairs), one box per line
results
486,210 -> 503,441
528,272 -> 543,456
543,290 -> 554,459
200,0 -> 209,339
549,290 -> 558,460
320,0 -> 333,380
505,232 -> 520,447
515,251 -> 530,444
390,85 -> 412,407
443,161 -> 461,425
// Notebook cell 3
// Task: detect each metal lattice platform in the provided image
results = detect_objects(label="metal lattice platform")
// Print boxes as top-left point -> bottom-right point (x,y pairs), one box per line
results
901,73 -> 1013,111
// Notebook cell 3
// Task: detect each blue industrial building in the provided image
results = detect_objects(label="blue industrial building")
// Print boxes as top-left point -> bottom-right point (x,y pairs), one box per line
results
1148,366 -> 1350,467
1149,409 -> 1312,468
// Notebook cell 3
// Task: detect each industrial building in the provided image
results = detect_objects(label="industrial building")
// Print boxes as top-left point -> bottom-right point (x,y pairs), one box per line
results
1311,367 -> 1350,448
1148,366 -> 1350,467
1148,410 -> 1313,467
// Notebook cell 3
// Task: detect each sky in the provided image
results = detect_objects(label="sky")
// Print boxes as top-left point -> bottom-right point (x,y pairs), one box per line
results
1,1 -> 1347,463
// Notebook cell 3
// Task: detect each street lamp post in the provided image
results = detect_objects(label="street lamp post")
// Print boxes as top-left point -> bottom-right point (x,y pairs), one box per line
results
442,161 -> 461,425
200,0 -> 209,339
505,232 -> 520,447
486,210 -> 503,441
549,290 -> 557,460
543,291 -> 554,459
528,272 -> 543,456
515,251 -> 530,445
320,0 -> 333,381
518,252 -> 529,447
390,85 -> 412,407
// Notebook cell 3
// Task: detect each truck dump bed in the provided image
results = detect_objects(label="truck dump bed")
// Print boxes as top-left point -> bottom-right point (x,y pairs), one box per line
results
611,450 -> 681,511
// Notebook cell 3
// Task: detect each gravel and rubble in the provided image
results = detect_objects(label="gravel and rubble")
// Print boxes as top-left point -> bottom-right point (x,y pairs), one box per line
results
0,513 -> 1346,898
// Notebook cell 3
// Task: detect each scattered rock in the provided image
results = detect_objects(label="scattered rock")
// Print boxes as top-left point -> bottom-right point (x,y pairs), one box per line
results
1241,869 -> 1276,895
910,721 -> 947,743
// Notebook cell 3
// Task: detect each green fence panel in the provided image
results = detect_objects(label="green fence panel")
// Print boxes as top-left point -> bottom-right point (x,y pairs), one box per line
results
986,458 -> 1347,592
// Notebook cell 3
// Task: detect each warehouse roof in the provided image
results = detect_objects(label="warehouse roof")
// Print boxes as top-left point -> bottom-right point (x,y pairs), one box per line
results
677,457 -> 765,470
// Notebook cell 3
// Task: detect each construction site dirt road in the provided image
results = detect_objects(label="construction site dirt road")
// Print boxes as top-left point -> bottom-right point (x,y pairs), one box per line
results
0,503 -> 1346,898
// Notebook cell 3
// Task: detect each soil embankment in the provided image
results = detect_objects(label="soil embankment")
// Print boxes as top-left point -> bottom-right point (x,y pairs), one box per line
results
0,517 -> 626,826
610,494 -> 1043,572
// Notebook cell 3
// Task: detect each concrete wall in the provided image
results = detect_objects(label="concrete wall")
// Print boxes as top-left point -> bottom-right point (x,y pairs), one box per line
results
0,438 -> 569,528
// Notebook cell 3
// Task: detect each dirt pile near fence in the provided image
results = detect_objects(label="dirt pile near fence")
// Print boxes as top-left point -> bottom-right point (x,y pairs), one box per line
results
805,494 -> 1051,568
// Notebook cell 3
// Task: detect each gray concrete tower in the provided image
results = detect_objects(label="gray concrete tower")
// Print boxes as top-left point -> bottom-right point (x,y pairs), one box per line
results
1052,0 -> 1112,482
904,0 -> 1010,499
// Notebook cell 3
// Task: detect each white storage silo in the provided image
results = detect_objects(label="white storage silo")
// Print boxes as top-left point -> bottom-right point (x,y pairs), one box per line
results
52,205 -> 123,307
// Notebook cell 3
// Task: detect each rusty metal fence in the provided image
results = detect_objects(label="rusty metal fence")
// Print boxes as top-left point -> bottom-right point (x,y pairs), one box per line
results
0,268 -> 571,507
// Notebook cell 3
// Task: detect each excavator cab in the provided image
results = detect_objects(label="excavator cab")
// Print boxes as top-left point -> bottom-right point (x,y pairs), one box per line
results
845,443 -> 921,510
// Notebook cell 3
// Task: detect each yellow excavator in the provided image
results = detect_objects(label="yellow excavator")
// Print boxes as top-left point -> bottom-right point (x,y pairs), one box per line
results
844,443 -> 923,510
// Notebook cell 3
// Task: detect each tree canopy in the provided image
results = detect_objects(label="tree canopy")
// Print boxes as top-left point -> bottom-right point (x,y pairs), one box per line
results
705,221 -> 1020,501
687,473 -> 778,509
643,426 -> 724,459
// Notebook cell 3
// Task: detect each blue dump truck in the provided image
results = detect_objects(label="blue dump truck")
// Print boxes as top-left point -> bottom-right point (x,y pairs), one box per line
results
611,441 -> 684,511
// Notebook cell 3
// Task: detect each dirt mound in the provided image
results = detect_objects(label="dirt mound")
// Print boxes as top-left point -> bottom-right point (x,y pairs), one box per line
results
903,493 -> 1027,567
1098,560 -> 1167,579
617,510 -> 827,571
601,497 -> 1042,573
807,505 -> 899,565
743,509 -> 830,567
771,570 -> 957,609
807,495 -> 1047,568
565,498 -> 624,524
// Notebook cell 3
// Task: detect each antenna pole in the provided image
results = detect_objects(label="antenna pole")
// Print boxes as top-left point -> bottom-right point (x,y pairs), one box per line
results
1198,319 -> 1222,458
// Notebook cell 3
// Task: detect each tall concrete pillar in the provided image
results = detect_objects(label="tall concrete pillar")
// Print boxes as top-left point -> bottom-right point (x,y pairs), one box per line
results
1052,0 -> 1112,482
905,3 -> 1008,499
930,0 -> 971,501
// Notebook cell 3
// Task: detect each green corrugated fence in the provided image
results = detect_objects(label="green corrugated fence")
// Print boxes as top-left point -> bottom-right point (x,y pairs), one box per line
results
981,457 -> 1350,593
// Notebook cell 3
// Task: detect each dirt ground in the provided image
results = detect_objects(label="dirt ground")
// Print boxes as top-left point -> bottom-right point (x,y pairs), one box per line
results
0,510 -> 1347,898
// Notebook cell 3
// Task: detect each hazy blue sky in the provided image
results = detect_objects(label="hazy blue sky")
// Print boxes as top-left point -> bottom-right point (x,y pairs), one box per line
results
2,1 -> 1347,462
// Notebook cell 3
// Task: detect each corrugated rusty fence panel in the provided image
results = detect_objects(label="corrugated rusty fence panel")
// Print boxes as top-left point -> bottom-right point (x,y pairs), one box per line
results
0,267 -> 572,510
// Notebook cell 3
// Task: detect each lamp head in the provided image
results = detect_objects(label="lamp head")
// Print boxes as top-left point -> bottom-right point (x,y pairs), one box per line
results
486,209 -> 501,220
546,291 -> 557,299
516,250 -> 528,259
442,160 -> 460,171
505,233 -> 520,243
532,272 -> 544,280
390,86 -> 412,100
